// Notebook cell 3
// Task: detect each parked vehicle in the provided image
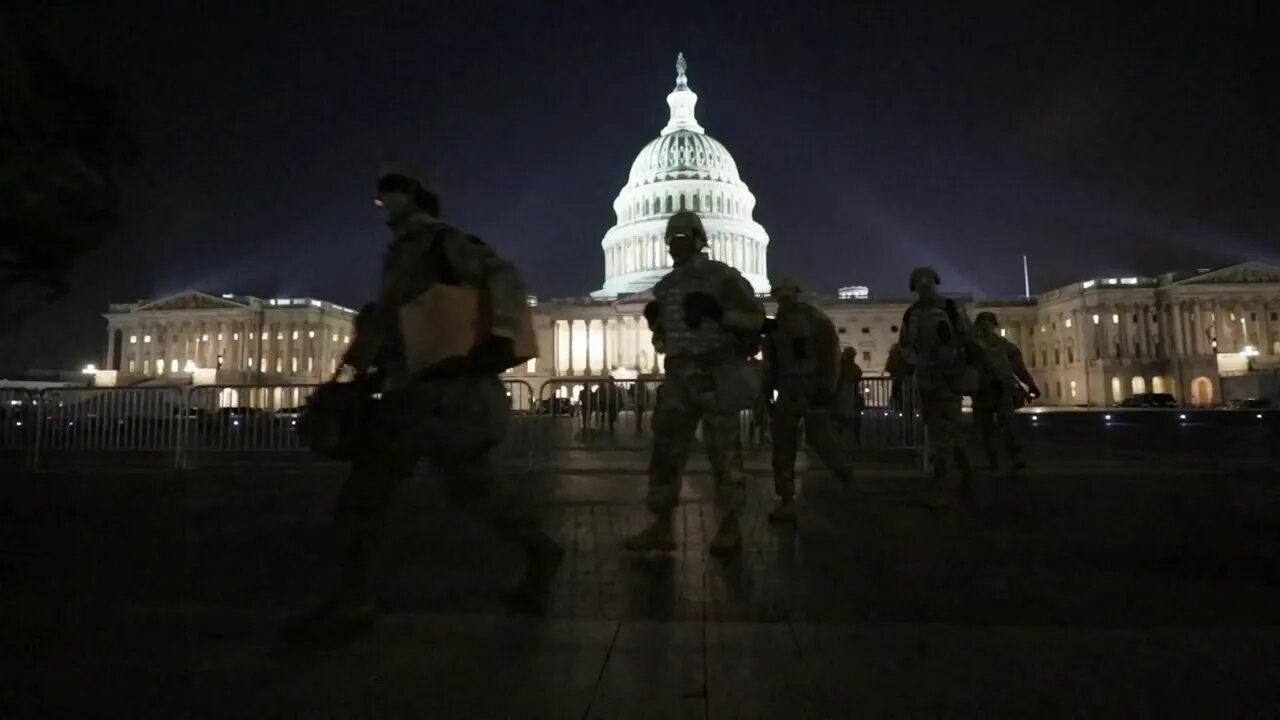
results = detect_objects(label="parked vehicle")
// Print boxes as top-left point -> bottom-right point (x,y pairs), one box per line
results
1118,393 -> 1178,408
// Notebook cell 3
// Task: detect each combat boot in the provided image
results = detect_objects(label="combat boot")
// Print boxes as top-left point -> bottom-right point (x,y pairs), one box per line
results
503,532 -> 565,611
709,514 -> 742,557
280,591 -> 379,644
768,498 -> 798,523
625,514 -> 677,553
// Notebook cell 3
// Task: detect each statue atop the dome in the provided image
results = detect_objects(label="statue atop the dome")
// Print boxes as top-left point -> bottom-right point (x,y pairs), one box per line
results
675,52 -> 689,89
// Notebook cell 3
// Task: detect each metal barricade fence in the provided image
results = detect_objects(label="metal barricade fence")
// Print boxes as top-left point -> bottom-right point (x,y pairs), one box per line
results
1,378 -> 925,472
34,386 -> 187,469
1,388 -> 37,469
534,374 -> 924,454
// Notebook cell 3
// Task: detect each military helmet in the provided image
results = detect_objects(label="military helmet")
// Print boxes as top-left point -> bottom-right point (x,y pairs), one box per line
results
908,266 -> 941,292
377,163 -> 440,215
664,210 -> 707,248
771,277 -> 803,296
974,311 -> 999,328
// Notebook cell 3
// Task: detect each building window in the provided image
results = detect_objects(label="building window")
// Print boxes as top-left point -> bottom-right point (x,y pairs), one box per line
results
261,358 -> 268,372
276,358 -> 283,373
276,332 -> 284,340
838,327 -> 847,334
129,335 -> 138,344
1067,347 -> 1074,363
344,336 -> 350,344
1092,314 -> 1100,325
155,359 -> 164,374
1056,381 -> 1062,398
128,360 -> 136,372
1041,350 -> 1048,367
1112,314 -> 1120,324
291,357 -> 298,373
1272,312 -> 1278,322
201,334 -> 209,342
1000,328 -> 1006,337
1132,314 -> 1138,323
144,334 -> 152,343
170,359 -> 179,373
308,330 -> 316,339
1114,343 -> 1121,358
1040,325 -> 1045,333
890,325 -> 899,333
233,333 -> 240,341
292,330 -> 299,340
332,333 -> 339,343
1065,318 -> 1073,328
1070,380 -> 1078,398
1135,342 -> 1142,358
1250,312 -> 1257,322
217,334 -> 223,341
861,327 -> 870,334
1054,349 -> 1060,365
330,358 -> 337,373
307,357 -> 313,372
862,351 -> 871,363
249,332 -> 255,340
248,357 -> 254,369
526,358 -> 537,373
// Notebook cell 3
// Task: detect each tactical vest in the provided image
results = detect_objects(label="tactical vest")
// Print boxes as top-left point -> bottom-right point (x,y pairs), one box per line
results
652,256 -> 742,361
902,298 -> 965,373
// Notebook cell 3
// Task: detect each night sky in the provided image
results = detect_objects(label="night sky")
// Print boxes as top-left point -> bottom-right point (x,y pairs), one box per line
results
6,1 -> 1278,370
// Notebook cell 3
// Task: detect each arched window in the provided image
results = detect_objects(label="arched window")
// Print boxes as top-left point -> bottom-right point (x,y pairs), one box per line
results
679,194 -> 687,211
716,195 -> 723,213
665,195 -> 673,213
693,194 -> 700,211
644,198 -> 650,214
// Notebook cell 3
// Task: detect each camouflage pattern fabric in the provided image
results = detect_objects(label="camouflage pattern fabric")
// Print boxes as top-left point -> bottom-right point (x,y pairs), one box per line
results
769,389 -> 854,499
646,360 -> 746,516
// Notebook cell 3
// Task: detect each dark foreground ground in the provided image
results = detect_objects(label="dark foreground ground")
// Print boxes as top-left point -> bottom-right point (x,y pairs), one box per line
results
2,434 -> 1279,718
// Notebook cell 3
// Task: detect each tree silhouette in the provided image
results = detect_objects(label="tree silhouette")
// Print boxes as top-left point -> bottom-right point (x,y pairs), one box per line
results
1,14 -> 138,325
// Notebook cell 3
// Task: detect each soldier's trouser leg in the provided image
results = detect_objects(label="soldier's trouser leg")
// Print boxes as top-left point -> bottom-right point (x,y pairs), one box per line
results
804,407 -> 855,483
703,409 -> 747,516
974,399 -> 998,465
922,390 -> 962,477
333,451 -> 418,596
998,401 -> 1021,462
770,404 -> 802,500
432,450 -> 541,545
646,380 -> 703,516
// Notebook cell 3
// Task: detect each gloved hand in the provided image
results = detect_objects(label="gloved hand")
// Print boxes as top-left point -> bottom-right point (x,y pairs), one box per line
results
1027,385 -> 1042,400
643,300 -> 663,331
683,292 -> 724,329
761,316 -> 779,334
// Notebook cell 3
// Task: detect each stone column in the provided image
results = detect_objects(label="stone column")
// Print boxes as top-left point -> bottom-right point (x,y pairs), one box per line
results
1213,302 -> 1228,356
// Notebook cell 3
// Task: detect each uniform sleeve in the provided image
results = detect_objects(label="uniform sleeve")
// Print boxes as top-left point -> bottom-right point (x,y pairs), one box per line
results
762,335 -> 778,393
717,270 -> 765,333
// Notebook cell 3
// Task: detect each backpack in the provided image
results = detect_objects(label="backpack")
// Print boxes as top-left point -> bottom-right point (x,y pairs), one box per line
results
901,299 -> 980,395
400,229 -> 538,377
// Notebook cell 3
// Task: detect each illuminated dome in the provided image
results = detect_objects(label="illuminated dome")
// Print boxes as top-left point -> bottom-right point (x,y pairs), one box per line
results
595,54 -> 770,297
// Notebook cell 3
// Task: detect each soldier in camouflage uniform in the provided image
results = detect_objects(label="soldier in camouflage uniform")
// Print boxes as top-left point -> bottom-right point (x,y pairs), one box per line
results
898,266 -> 977,508
625,211 -> 766,557
972,311 -> 1041,470
283,168 -> 562,642
763,278 -> 856,523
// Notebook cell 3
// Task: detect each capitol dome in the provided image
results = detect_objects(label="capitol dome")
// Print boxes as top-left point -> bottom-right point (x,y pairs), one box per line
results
594,54 -> 771,297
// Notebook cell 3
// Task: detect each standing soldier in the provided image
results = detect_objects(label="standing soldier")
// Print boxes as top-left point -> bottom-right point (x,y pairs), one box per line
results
285,167 -> 562,642
762,278 -> 856,523
835,347 -> 864,446
972,311 -> 1041,470
898,266 -> 979,507
625,211 -> 766,557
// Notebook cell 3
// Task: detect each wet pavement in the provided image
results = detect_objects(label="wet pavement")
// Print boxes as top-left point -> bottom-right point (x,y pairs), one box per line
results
2,443 -> 1279,717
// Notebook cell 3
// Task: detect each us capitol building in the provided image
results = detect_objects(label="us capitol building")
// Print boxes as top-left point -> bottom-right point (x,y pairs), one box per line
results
96,55 -> 1280,408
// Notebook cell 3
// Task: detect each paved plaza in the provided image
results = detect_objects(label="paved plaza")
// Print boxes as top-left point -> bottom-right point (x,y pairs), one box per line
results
2,437 -> 1279,717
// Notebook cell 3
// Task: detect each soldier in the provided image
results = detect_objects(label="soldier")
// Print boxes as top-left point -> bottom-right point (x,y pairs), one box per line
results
625,211 -> 766,557
835,347 -> 864,446
972,311 -> 1041,470
762,277 -> 856,523
283,168 -> 563,642
898,266 -> 978,507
